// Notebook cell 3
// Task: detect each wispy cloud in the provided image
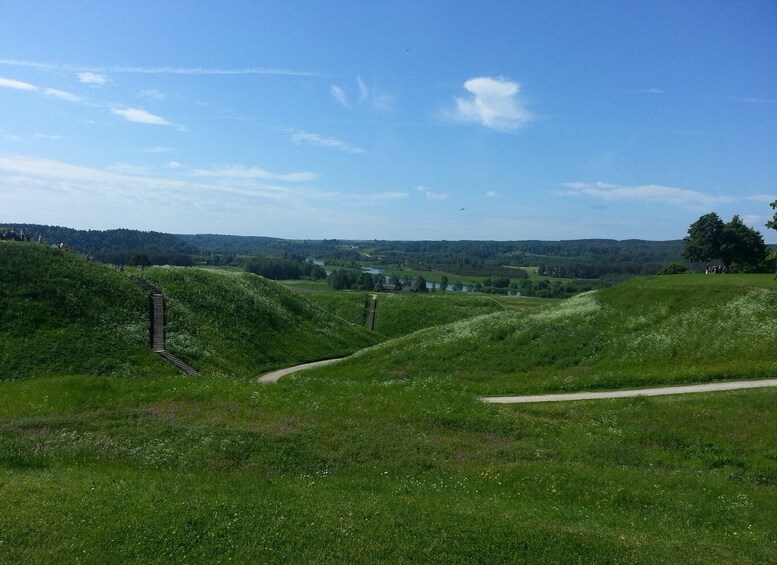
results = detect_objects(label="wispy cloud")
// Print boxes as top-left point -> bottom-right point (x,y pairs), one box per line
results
286,128 -> 365,154
562,181 -> 732,208
447,76 -> 531,131
0,76 -> 37,91
77,72 -> 108,86
0,58 -> 322,77
44,88 -> 80,102
331,85 -> 348,107
0,155 -> 330,215
362,191 -> 408,201
111,107 -> 173,125
746,194 -> 777,203
485,190 -> 501,198
192,165 -> 318,182
415,184 -> 448,201
330,76 -> 394,110
139,89 -> 166,100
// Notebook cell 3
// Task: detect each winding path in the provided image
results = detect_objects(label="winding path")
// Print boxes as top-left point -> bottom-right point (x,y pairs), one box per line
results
256,358 -> 344,383
480,379 -> 777,404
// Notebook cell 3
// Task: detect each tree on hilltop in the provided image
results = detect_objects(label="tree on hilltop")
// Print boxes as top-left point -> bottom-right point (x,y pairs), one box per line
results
683,213 -> 724,265
683,213 -> 767,271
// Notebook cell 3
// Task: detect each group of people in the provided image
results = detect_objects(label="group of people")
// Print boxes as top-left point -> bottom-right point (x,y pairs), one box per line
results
0,227 -> 32,241
705,265 -> 729,274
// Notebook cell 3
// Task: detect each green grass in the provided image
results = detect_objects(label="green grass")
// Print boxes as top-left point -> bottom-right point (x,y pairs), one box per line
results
373,292 -> 508,338
301,290 -> 372,327
309,274 -> 777,395
0,374 -> 774,563
0,242 -> 176,379
303,290 -> 549,339
3,249 -> 776,563
136,267 -> 381,376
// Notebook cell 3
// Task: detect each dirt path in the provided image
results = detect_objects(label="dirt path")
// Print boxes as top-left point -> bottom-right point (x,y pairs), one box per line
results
481,379 -> 777,404
256,358 -> 344,383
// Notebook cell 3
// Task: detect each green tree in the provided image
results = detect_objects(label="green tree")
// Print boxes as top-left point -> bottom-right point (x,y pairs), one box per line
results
412,275 -> 427,292
683,213 -> 767,271
683,213 -> 724,264
720,215 -> 767,272
439,275 -> 448,292
767,199 -> 777,232
766,200 -> 777,271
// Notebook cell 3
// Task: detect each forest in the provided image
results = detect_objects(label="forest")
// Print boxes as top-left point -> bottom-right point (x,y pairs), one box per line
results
1,223 -> 711,286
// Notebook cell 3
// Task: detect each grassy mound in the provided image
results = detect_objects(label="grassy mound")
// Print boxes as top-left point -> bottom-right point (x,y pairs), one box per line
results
304,291 -> 531,338
135,267 -> 382,376
308,274 -> 777,394
0,242 -> 175,379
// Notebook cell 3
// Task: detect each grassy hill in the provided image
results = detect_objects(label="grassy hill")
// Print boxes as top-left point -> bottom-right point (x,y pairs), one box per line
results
0,242 -> 176,379
306,274 -> 777,395
2,250 -> 776,563
302,290 -> 533,338
134,267 -> 382,376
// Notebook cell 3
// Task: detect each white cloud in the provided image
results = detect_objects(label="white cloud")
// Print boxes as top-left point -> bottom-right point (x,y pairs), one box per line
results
44,88 -> 80,102
34,134 -> 62,140
331,77 -> 393,110
746,194 -> 777,203
111,107 -> 173,125
331,85 -> 348,107
77,72 -> 108,85
363,191 -> 408,201
142,146 -> 174,153
485,190 -> 501,198
448,76 -> 530,131
740,214 -> 761,227
0,58 -> 321,77
0,77 -> 38,91
415,184 -> 448,201
562,181 -> 733,208
192,165 -> 318,182
166,161 -> 183,169
286,128 -> 365,154
139,89 -> 166,100
106,163 -> 150,175
0,155 -> 330,215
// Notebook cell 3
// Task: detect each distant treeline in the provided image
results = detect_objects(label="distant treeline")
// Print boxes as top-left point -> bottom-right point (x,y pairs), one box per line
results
4,223 -> 691,279
369,239 -> 686,279
3,224 -> 196,265
244,255 -> 326,280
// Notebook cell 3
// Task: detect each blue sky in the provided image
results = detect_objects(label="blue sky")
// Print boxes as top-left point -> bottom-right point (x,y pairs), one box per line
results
1,1 -> 775,241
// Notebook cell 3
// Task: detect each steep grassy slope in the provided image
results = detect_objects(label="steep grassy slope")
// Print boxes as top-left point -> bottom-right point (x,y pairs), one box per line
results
135,267 -> 382,376
306,274 -> 777,394
0,242 -> 175,379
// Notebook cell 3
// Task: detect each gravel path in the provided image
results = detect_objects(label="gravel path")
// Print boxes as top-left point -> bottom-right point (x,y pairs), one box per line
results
481,379 -> 777,404
256,358 -> 344,383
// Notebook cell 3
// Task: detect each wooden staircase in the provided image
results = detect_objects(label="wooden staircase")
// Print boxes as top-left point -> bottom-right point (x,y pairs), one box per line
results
131,277 -> 198,375
365,294 -> 378,331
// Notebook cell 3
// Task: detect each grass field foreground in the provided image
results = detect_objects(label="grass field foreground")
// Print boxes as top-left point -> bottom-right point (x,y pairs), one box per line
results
1,373 -> 775,563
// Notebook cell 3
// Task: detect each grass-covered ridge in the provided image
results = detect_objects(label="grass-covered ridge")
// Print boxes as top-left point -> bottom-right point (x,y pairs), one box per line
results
308,274 -> 777,395
136,267 -> 382,376
0,242 -> 175,379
